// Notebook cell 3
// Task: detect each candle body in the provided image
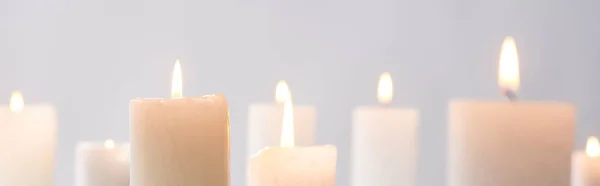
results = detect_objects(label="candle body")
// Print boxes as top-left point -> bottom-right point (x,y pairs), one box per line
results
75,142 -> 130,186
130,94 -> 230,186
572,151 -> 600,186
247,103 -> 316,156
448,100 -> 574,186
351,107 -> 418,186
0,105 -> 56,186
248,146 -> 337,186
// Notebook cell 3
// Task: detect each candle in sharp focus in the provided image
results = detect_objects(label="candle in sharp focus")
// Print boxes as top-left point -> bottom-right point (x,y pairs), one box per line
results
448,36 -> 575,186
351,72 -> 418,186
572,137 -> 600,186
130,59 -> 230,186
248,90 -> 337,186
247,80 -> 316,157
0,91 -> 57,186
75,139 -> 130,186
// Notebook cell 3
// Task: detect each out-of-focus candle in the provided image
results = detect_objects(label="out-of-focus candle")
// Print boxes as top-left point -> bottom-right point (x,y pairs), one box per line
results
75,139 -> 130,186
351,72 -> 418,186
0,91 -> 57,186
130,60 -> 230,186
448,36 -> 575,186
247,80 -> 316,157
572,137 -> 600,186
248,92 -> 336,186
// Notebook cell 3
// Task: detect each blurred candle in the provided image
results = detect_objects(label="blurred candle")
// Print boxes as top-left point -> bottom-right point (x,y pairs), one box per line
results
448,36 -> 575,186
130,60 -> 230,186
572,137 -> 600,186
0,91 -> 57,186
75,139 -> 130,186
248,92 -> 337,186
247,80 -> 316,157
351,72 -> 418,186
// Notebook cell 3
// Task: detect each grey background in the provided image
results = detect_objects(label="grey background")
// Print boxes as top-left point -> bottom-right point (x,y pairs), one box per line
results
1,0 -> 599,185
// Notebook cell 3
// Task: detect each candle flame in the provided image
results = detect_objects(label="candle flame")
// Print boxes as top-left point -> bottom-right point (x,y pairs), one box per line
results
498,36 -> 520,93
280,96 -> 294,147
9,91 -> 24,113
587,136 -> 600,157
171,59 -> 183,98
104,139 -> 116,149
275,80 -> 290,104
378,72 -> 393,104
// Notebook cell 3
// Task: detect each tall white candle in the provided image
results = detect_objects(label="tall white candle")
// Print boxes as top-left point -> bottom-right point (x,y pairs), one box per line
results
0,91 -> 57,186
247,80 -> 316,157
572,137 -> 600,186
75,139 -> 130,186
248,87 -> 337,186
448,37 -> 575,186
130,60 -> 230,186
351,72 -> 418,186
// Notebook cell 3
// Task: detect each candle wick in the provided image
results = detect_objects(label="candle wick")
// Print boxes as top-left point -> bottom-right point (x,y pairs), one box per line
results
503,89 -> 518,102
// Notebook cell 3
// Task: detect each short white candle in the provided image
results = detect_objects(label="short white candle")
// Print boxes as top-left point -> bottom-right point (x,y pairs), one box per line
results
75,139 -> 130,186
0,91 -> 57,186
248,88 -> 337,186
572,137 -> 600,186
448,37 -> 575,186
247,80 -> 316,157
130,60 -> 230,186
351,72 -> 418,186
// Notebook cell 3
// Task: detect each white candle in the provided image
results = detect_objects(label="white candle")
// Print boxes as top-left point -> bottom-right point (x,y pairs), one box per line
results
247,80 -> 316,157
75,139 -> 130,186
248,88 -> 337,186
130,60 -> 230,186
351,72 -> 418,186
572,137 -> 600,186
448,37 -> 575,186
0,91 -> 57,186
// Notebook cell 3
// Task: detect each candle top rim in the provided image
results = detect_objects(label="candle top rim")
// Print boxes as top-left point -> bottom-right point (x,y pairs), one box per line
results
250,145 -> 337,158
131,93 -> 225,103
248,103 -> 317,108
449,99 -> 574,106
76,141 -> 130,148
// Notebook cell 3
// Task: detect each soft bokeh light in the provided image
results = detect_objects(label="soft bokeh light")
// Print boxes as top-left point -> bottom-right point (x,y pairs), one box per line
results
378,72 -> 393,104
10,91 -> 24,113
498,36 -> 520,93
171,59 -> 183,98
586,136 -> 600,157
275,80 -> 290,104
104,139 -> 116,149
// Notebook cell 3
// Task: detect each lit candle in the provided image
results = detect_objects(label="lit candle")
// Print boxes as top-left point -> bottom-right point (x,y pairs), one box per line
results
0,91 -> 57,186
448,36 -> 575,186
351,72 -> 418,186
130,60 -> 230,186
247,80 -> 316,156
248,90 -> 337,186
75,139 -> 130,186
572,137 -> 600,186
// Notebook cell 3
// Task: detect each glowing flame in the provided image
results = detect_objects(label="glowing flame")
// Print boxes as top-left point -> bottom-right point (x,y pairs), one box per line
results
171,59 -> 183,98
280,97 -> 294,147
498,36 -> 520,93
104,139 -> 116,149
10,91 -> 24,113
378,72 -> 393,104
586,136 -> 600,157
275,80 -> 290,104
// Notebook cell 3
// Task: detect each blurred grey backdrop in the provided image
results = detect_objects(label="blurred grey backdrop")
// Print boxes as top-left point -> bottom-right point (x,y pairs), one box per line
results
1,0 -> 599,185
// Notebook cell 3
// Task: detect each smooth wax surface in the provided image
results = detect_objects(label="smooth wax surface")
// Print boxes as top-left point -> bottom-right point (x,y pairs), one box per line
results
352,106 -> 418,186
75,142 -> 130,186
448,100 -> 575,186
248,146 -> 337,186
130,94 -> 230,186
0,105 -> 56,186
572,152 -> 600,186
